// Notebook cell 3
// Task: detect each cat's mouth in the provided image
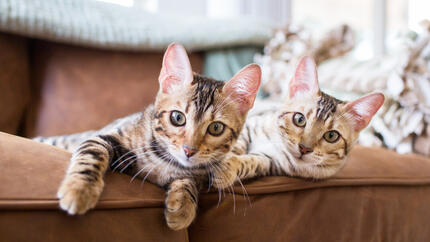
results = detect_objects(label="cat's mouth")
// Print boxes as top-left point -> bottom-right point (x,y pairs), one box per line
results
291,149 -> 318,164
173,151 -> 199,167
151,136 -> 215,170
296,155 -> 315,163
167,147 -> 219,169
295,154 -> 333,169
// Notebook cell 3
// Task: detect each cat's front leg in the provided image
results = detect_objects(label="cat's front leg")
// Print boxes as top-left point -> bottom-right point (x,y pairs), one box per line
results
57,136 -> 113,215
213,154 -> 272,189
165,178 -> 199,230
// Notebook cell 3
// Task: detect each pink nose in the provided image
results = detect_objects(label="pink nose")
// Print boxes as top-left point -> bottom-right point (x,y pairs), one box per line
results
183,146 -> 197,158
299,143 -> 313,155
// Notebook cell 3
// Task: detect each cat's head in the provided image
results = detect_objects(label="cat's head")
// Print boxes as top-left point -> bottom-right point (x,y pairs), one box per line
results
278,56 -> 384,178
153,43 -> 261,169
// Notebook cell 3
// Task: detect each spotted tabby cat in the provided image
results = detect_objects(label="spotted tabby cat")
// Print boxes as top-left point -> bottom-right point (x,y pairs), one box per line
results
35,43 -> 261,230
213,56 -> 385,188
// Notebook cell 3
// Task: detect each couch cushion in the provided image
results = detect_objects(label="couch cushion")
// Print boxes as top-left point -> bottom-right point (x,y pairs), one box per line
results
190,146 -> 430,242
0,132 -> 165,209
0,132 -> 187,242
231,146 -> 430,195
0,33 -> 29,135
24,41 -> 203,137
1,132 -> 430,241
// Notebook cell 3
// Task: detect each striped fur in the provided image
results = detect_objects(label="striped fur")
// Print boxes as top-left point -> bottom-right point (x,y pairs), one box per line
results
36,74 -> 247,229
213,57 -> 384,189
214,90 -> 377,189
34,43 -> 261,231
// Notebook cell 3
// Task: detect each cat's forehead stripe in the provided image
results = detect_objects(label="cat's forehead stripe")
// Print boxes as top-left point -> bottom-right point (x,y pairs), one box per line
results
191,74 -> 225,121
316,92 -> 344,121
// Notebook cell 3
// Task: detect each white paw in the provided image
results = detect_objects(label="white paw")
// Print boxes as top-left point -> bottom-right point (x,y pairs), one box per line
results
57,177 -> 103,215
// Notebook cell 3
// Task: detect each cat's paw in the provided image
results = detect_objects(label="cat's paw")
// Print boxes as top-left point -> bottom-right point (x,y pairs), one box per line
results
57,177 -> 104,215
164,188 -> 197,230
213,155 -> 240,189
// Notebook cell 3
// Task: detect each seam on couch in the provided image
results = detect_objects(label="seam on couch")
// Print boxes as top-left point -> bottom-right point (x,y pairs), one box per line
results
0,198 -> 165,210
205,177 -> 430,195
3,177 -> 430,209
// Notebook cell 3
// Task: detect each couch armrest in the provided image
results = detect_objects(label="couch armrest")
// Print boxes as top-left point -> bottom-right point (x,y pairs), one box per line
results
2,131 -> 430,241
0,132 -> 187,242
191,146 -> 430,242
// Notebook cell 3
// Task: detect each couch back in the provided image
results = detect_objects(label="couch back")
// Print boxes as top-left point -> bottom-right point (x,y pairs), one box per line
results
0,33 -> 203,137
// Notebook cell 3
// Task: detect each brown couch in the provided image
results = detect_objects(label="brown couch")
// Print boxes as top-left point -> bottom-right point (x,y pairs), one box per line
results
1,33 -> 430,241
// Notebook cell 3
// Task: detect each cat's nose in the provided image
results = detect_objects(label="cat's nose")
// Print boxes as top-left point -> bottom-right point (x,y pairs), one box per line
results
298,143 -> 313,155
183,145 -> 197,158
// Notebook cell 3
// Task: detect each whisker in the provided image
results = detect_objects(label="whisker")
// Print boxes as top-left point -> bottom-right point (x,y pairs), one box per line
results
111,147 -> 145,167
230,184 -> 236,214
130,164 -> 151,182
210,162 -> 226,207
217,185 -> 222,207
207,164 -> 215,192
119,159 -> 137,173
129,150 -> 170,183
111,144 -> 160,167
237,177 -> 252,208
140,165 -> 158,188
112,149 -> 155,172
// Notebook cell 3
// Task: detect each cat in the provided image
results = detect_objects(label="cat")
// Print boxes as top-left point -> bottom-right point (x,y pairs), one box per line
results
212,56 -> 385,189
34,43 -> 262,230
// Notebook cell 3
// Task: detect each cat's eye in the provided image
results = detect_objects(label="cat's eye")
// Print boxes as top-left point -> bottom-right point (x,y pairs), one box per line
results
323,130 -> 340,143
207,122 -> 225,136
293,113 -> 306,127
170,111 -> 186,126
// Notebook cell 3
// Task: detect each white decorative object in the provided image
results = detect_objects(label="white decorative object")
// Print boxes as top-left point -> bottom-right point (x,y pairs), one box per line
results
255,24 -> 355,100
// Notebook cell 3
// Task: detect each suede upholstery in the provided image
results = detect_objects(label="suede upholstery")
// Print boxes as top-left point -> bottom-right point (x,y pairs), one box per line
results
0,33 -> 429,241
0,33 -> 29,134
25,40 -> 203,137
0,132 -> 186,242
0,34 -> 202,137
1,132 -> 430,241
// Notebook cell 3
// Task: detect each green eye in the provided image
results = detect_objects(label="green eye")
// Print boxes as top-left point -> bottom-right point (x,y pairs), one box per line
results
207,122 -> 225,136
170,111 -> 186,126
323,130 -> 340,143
293,113 -> 306,127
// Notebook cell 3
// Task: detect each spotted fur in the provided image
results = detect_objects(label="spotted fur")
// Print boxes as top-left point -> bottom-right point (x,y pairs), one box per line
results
35,43 -> 261,230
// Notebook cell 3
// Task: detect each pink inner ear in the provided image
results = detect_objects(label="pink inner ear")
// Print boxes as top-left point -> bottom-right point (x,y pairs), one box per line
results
223,64 -> 261,114
158,43 -> 193,93
289,56 -> 319,98
346,93 -> 385,131
290,83 -> 311,97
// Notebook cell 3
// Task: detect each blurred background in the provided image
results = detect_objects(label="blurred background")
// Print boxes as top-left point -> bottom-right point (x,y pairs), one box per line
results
1,0 -> 430,157
99,0 -> 428,59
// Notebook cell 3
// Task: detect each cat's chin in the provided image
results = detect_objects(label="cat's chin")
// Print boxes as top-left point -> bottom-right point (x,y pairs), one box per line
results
169,152 -> 194,168
177,158 -> 200,168
293,159 -> 345,179
297,155 -> 315,163
291,153 -> 318,165
293,163 -> 340,179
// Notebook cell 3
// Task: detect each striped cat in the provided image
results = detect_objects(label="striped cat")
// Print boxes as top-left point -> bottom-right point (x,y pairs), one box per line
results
34,43 -> 261,230
212,56 -> 385,188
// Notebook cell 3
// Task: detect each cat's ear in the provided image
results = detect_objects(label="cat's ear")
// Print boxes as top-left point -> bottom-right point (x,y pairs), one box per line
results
344,93 -> 385,131
223,64 -> 261,114
158,42 -> 193,93
289,56 -> 320,99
